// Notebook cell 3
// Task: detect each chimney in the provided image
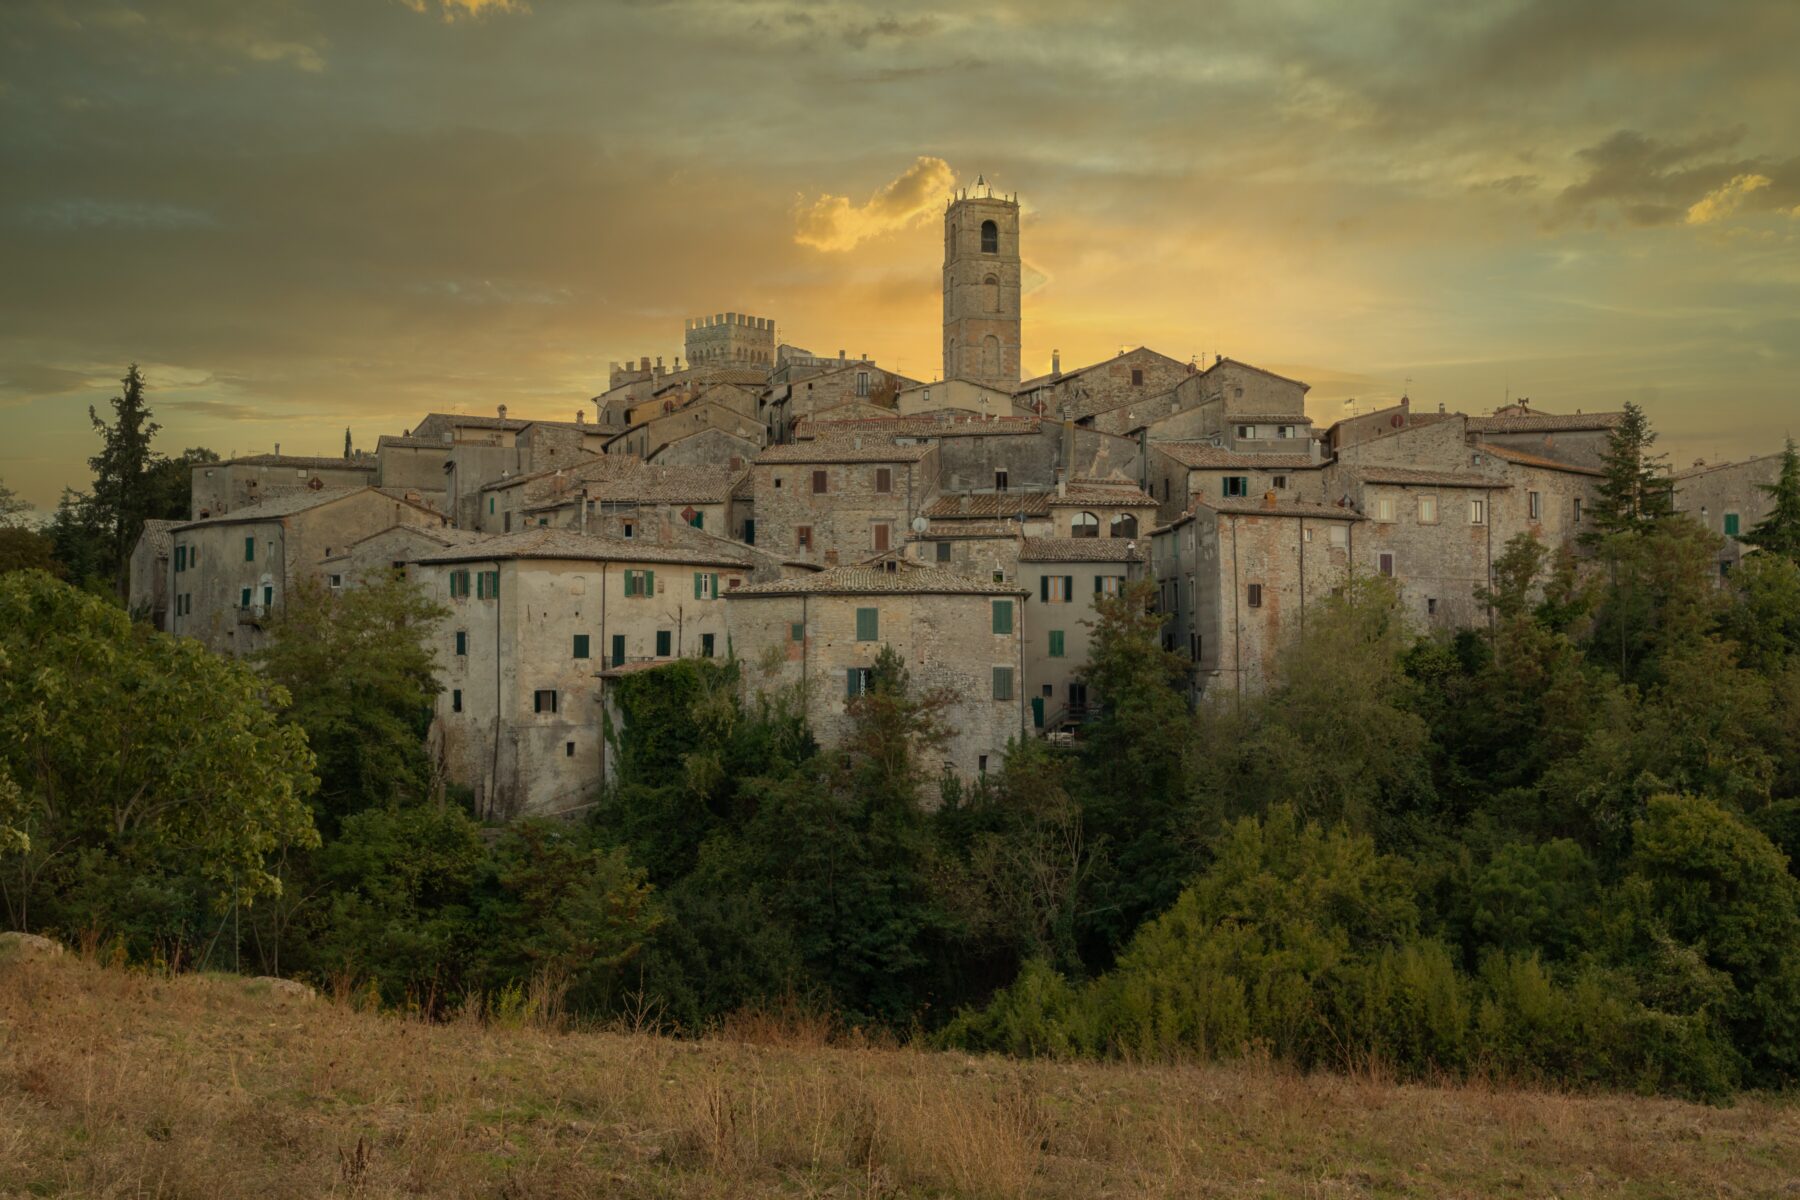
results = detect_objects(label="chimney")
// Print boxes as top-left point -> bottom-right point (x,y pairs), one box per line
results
1052,349 -> 1061,376
1262,490 -> 1278,509
1214,353 -> 1223,366
1057,472 -> 1067,497
958,495 -> 968,512
640,356 -> 650,372
576,409 -> 586,425
658,519 -> 671,546
824,548 -> 839,566
274,442 -> 281,456
497,404 -> 508,420
1438,402 -> 1445,414
838,349 -> 846,361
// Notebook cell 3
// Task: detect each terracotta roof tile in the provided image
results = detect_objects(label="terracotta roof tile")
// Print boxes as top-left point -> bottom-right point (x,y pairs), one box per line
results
1018,537 -> 1146,563
925,492 -> 1053,519
1154,443 -> 1320,470
1356,466 -> 1509,489
412,528 -> 751,568
726,557 -> 1023,597
1465,412 -> 1623,433
754,437 -> 934,464
1474,443 -> 1604,476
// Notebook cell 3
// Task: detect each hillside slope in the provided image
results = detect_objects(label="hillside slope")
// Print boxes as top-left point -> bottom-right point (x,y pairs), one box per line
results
1,950 -> 1795,1198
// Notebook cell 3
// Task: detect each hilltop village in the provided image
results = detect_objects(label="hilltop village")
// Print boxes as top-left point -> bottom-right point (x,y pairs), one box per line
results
129,185 -> 1787,819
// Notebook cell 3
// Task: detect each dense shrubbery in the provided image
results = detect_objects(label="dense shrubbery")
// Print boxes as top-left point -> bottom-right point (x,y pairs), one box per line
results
5,420 -> 1800,1099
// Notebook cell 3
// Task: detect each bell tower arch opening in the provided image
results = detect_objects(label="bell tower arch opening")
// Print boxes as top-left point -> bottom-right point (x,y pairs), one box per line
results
942,186 -> 1021,387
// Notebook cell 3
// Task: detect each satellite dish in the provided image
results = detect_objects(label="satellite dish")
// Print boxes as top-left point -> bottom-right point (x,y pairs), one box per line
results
911,516 -> 929,533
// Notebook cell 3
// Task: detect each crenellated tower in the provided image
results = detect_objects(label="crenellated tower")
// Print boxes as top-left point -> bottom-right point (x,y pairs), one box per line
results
942,180 -> 1021,387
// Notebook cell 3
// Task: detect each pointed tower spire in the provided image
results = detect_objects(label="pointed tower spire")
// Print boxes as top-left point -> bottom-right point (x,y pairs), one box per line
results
343,427 -> 353,459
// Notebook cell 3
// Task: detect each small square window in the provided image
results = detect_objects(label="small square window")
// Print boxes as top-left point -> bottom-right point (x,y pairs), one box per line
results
1378,552 -> 1395,577
812,470 -> 828,494
1272,475 -> 1288,489
936,540 -> 951,563
1247,583 -> 1263,608
533,689 -> 558,714
790,622 -> 805,642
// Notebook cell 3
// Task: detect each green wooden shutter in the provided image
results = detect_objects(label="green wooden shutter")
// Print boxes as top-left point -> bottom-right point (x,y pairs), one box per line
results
645,570 -> 654,596
262,585 -> 273,605
611,634 -> 625,666
573,634 -> 589,659
244,536 -> 255,561
1039,576 -> 1049,602
791,622 -> 805,642
856,607 -> 878,641
1049,630 -> 1065,658
240,587 -> 251,607
992,600 -> 1013,634
992,666 -> 1013,700
711,573 -> 719,599
693,572 -> 703,599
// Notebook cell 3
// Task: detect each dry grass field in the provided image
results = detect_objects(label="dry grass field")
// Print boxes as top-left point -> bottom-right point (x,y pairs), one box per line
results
2,948 -> 1797,1199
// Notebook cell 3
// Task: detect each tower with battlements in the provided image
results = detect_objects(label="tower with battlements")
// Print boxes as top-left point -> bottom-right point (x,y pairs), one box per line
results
685,312 -> 777,367
942,181 -> 1021,387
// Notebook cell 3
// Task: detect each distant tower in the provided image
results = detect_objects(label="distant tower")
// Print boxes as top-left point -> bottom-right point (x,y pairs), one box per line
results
942,180 -> 1021,386
343,427 -> 353,459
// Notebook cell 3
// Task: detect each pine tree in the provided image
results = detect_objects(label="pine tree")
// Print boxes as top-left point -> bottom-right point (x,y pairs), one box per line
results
1742,437 -> 1800,562
87,364 -> 161,595
1586,400 -> 1673,542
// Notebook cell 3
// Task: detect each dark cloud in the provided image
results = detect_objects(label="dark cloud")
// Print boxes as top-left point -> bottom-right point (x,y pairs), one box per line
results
1553,129 -> 1800,226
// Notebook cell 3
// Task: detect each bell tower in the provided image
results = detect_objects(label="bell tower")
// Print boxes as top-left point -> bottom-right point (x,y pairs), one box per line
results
942,179 -> 1021,387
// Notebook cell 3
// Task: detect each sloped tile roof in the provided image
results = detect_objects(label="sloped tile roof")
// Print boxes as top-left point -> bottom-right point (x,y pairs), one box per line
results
1465,412 -> 1622,434
1019,537 -> 1146,563
1474,443 -> 1604,476
1046,482 -> 1159,507
1204,497 -> 1367,520
1153,443 -> 1320,470
411,527 -> 752,568
175,487 -> 442,529
726,558 -> 1024,597
1355,467 -> 1509,489
754,437 -> 934,464
912,520 -> 1024,539
223,454 -> 377,471
925,492 -> 1053,519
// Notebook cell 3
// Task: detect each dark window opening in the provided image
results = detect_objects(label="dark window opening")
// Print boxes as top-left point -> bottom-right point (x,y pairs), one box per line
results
980,219 -> 998,253
1247,583 -> 1263,608
533,689 -> 557,714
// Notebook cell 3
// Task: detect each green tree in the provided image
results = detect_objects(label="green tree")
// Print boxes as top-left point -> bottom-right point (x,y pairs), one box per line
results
1586,400 -> 1673,542
145,446 -> 220,522
0,570 -> 318,936
45,488 -> 109,589
87,364 -> 161,596
255,571 -> 447,833
1742,437 -> 1800,562
0,476 -> 29,528
0,528 -> 61,577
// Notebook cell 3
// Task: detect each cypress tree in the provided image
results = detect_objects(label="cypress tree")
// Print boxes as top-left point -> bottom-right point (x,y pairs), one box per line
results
87,364 -> 160,596
1585,400 -> 1672,543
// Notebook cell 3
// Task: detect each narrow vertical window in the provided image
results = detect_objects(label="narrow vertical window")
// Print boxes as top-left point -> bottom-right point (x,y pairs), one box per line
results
992,600 -> 1013,634
856,607 -> 879,641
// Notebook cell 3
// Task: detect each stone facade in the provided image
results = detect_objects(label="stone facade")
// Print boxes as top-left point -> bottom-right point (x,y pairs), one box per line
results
751,439 -> 937,565
1015,349 -> 1195,423
127,519 -> 177,629
650,426 -> 762,470
726,557 -> 1027,784
189,454 -> 377,519
943,191 -> 1022,387
606,400 -> 765,462
896,378 -> 1017,417
168,488 -> 447,656
1016,538 -> 1146,730
1674,452 -> 1787,575
414,529 -> 755,819
1149,444 -> 1324,523
685,312 -> 776,367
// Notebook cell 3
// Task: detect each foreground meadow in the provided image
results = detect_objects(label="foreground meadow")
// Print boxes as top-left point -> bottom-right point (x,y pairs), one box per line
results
1,949 -> 1796,1199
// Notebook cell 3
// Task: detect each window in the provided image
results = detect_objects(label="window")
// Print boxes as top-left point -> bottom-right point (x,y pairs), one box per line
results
476,570 -> 500,599
1040,575 -> 1073,603
1329,525 -> 1348,548
812,470 -> 828,494
872,523 -> 890,552
1131,368 -> 1144,386
1096,575 -> 1123,596
846,667 -> 872,698
874,467 -> 892,494
1378,552 -> 1395,577
533,689 -> 558,714
995,469 -> 1008,492
1374,497 -> 1396,522
743,518 -> 755,546
693,572 -> 719,600
1236,425 -> 1257,440
573,634 -> 589,659
992,599 -> 1014,634
240,586 -> 251,607
452,689 -> 463,713
689,511 -> 704,530
856,371 -> 870,397
1418,495 -> 1439,524
1223,476 -> 1249,498
611,634 -> 626,666
488,497 -> 495,515
622,521 -> 635,539
175,545 -> 186,572
701,633 -> 715,658
1111,513 -> 1138,539
655,630 -> 672,657
1247,583 -> 1263,608
1272,475 -> 1288,490
455,631 -> 468,656
992,666 -> 1013,700
1069,681 -> 1088,709
979,755 -> 989,773
1071,511 -> 1099,538
262,585 -> 273,606
624,569 -> 655,597
1048,630 -> 1065,658
1725,512 -> 1741,536
566,742 -> 575,757
1277,425 -> 1296,439
1573,498 -> 1584,524
1304,527 -> 1315,542
980,219 -> 998,253
244,536 -> 255,562
936,540 -> 951,563
856,607 -> 879,641
790,622 -> 805,643
796,525 -> 813,551
328,573 -> 343,588
1427,597 -> 1438,616
1469,499 -> 1487,525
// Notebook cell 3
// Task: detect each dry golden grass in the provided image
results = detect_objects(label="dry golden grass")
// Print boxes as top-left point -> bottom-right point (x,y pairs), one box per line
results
2,952 -> 1797,1198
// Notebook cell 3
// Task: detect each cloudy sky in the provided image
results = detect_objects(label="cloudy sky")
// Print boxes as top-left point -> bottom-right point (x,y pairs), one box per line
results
4,0 -> 1798,507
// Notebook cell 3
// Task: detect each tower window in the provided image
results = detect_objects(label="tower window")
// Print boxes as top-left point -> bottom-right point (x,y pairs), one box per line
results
980,219 -> 998,253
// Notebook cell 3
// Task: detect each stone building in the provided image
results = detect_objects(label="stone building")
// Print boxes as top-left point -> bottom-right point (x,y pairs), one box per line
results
1016,537 -> 1146,731
725,554 -> 1028,782
1043,478 -> 1160,540
604,397 -> 765,462
750,436 -> 938,565
895,378 -> 1017,417
685,312 -> 776,367
412,527 -> 759,819
765,358 -> 916,442
943,186 -> 1022,387
905,520 -> 1026,583
513,465 -> 744,541
650,426 -> 763,470
318,525 -> 486,590
189,453 -> 376,519
1153,496 -> 1362,699
1014,348 -> 1194,425
1674,452 -> 1789,575
1322,397 -> 1453,456
1149,444 -> 1326,523
168,487 -> 447,656
127,518 -> 178,629
1462,407 -> 1621,470
923,491 -> 1057,539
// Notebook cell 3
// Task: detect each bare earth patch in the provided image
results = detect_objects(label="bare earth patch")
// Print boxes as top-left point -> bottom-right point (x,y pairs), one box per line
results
1,954 -> 1795,1198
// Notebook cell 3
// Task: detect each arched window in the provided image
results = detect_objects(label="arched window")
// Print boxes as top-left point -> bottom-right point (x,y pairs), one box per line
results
1071,511 -> 1099,538
980,219 -> 998,253
983,274 -> 1000,312
1111,513 -> 1138,539
981,335 -> 1001,376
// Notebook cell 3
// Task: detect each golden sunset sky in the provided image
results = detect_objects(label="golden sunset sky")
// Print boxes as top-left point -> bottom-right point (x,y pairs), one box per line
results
4,0 -> 1798,508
